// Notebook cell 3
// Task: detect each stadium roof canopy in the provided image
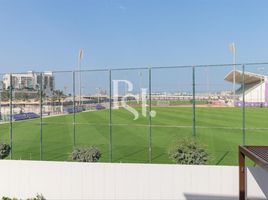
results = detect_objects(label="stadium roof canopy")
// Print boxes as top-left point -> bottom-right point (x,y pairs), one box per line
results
224,70 -> 266,84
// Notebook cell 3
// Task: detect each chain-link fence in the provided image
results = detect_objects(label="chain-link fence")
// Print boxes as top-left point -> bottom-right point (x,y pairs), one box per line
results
0,63 -> 268,165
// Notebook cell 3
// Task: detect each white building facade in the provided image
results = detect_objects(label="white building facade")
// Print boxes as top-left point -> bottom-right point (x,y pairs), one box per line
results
2,71 -> 54,95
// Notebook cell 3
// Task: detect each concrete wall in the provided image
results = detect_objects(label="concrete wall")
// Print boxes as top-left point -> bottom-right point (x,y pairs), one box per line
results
0,160 -> 267,200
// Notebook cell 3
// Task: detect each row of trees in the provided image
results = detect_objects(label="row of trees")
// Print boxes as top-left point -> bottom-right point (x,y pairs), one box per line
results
0,90 -> 66,102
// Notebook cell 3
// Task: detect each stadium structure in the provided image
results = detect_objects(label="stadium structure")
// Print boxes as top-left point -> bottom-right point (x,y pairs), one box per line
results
224,70 -> 268,107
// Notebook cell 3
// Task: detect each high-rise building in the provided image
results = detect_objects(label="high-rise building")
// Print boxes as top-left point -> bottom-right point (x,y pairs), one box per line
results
2,71 -> 54,95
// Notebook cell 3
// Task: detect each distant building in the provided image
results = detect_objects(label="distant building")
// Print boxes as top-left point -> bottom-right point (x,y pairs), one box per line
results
2,71 -> 54,96
224,70 -> 268,106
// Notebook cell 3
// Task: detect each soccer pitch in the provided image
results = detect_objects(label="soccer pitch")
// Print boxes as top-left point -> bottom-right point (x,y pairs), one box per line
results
0,107 -> 267,165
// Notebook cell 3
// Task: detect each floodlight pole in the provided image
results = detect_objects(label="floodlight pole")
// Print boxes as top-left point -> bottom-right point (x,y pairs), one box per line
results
78,49 -> 83,106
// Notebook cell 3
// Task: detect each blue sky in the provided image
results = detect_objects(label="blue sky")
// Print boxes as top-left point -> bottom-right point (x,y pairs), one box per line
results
0,0 -> 268,74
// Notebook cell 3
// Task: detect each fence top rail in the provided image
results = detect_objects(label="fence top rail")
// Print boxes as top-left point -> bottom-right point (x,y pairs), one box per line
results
1,62 -> 268,75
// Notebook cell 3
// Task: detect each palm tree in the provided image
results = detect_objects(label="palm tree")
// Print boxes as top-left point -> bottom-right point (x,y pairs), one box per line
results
21,91 -> 29,102
51,90 -> 67,114
1,90 -> 9,101
52,90 -> 66,103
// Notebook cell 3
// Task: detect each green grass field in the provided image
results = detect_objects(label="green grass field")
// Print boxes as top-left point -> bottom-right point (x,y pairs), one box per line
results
0,107 -> 267,165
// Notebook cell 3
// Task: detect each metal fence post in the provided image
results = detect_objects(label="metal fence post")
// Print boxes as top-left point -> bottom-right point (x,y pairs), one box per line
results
9,73 -> 13,159
109,69 -> 112,162
40,73 -> 43,160
148,68 -> 152,163
73,71 -> 76,148
192,66 -> 196,137
242,64 -> 246,145
0,81 -> 2,122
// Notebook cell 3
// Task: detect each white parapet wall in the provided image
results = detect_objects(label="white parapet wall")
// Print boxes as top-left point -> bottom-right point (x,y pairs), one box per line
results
0,160 -> 267,200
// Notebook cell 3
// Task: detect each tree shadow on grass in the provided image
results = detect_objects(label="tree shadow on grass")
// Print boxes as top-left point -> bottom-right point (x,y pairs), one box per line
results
112,146 -> 148,163
215,151 -> 229,165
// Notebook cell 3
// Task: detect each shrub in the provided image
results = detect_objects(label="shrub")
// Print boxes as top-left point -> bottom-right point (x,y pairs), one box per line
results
1,197 -> 17,200
0,143 -> 11,159
168,138 -> 209,165
2,194 -> 45,200
71,146 -> 101,162
27,194 -> 46,200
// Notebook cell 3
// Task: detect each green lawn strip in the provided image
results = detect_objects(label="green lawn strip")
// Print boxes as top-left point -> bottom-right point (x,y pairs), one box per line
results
0,107 -> 267,165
